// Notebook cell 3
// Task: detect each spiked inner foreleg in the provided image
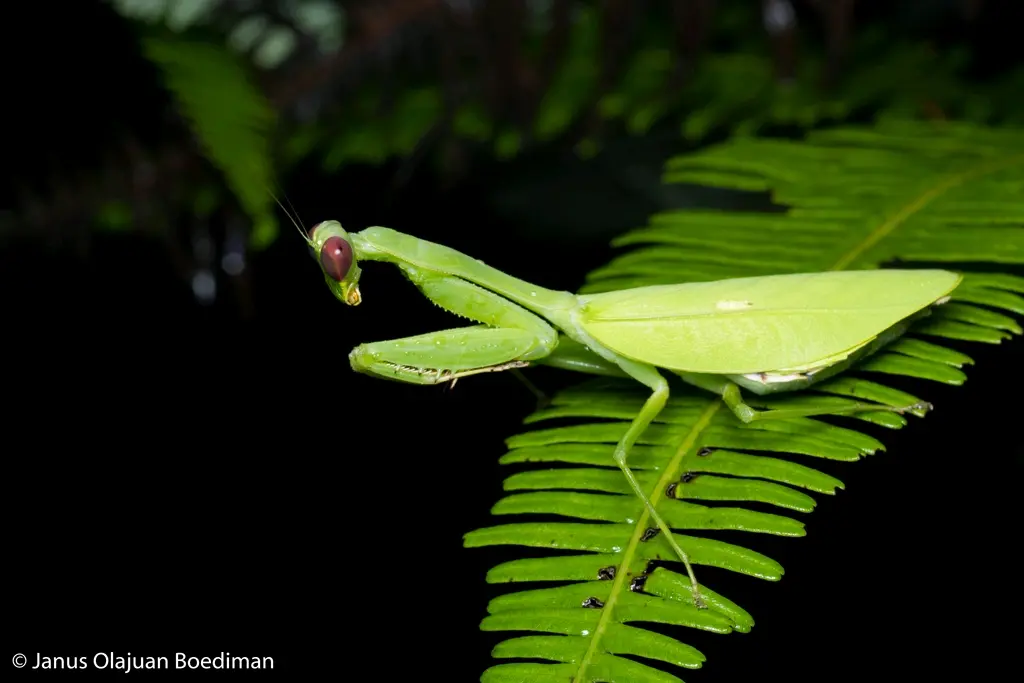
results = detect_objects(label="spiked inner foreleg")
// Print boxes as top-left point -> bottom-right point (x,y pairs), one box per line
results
349,265 -> 560,384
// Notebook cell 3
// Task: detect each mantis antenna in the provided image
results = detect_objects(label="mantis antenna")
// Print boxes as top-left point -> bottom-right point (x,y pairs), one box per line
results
266,186 -> 313,245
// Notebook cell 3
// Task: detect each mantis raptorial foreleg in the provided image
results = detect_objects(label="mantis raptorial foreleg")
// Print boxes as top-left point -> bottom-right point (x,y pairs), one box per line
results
352,327 -> 539,384
349,264 -> 559,383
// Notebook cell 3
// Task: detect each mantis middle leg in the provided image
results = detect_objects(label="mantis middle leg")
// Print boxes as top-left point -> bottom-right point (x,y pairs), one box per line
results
603,355 -> 709,610
349,264 -> 559,384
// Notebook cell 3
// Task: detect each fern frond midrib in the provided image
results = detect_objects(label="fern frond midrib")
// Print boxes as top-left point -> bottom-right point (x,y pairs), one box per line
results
829,151 -> 1024,270
573,400 -> 722,683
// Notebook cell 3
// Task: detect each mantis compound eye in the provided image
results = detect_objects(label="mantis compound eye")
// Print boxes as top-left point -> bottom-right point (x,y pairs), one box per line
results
320,236 -> 353,282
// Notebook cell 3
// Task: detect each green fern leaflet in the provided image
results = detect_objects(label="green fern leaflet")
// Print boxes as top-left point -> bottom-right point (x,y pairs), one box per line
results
464,119 -> 1024,683
142,34 -> 279,248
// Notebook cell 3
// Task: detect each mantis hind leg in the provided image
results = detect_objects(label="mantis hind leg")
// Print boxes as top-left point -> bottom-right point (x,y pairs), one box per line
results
680,373 -> 931,423
720,382 -> 931,423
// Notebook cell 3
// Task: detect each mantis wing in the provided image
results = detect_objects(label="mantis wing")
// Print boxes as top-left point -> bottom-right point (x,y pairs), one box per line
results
577,269 -> 962,374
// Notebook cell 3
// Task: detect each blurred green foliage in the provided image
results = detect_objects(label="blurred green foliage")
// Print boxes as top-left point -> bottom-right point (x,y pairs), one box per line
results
103,1 -> 1024,249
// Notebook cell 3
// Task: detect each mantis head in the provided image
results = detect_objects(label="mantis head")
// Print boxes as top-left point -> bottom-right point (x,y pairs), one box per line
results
309,220 -> 363,306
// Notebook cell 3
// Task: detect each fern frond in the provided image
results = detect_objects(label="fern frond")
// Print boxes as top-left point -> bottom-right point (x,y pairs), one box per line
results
142,34 -> 279,247
465,119 -> 1023,682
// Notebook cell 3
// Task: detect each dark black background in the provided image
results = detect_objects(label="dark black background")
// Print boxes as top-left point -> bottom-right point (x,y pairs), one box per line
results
3,1 -> 1022,680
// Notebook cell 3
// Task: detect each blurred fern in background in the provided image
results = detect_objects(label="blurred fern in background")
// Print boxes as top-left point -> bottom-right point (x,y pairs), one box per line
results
65,0 -> 1024,256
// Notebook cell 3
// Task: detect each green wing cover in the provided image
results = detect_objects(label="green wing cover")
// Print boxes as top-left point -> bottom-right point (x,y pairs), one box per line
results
577,270 -> 962,374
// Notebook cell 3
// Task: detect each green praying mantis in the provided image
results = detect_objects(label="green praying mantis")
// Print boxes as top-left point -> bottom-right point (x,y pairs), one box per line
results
304,220 -> 961,609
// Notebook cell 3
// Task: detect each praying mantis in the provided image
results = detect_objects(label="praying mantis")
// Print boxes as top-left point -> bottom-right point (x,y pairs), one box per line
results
305,220 -> 961,608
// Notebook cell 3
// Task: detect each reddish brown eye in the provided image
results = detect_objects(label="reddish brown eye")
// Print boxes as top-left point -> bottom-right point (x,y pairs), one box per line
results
320,236 -> 353,281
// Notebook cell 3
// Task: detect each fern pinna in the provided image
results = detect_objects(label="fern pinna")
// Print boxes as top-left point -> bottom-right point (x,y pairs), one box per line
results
142,34 -> 279,248
463,119 -> 1024,683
